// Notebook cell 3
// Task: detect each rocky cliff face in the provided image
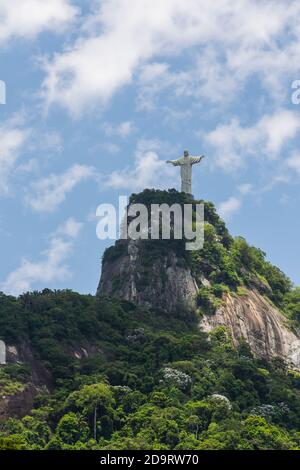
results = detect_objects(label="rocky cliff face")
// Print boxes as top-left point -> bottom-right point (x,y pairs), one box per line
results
200,289 -> 300,369
98,239 -> 199,313
99,242 -> 300,369
0,342 -> 101,421
0,343 -> 51,420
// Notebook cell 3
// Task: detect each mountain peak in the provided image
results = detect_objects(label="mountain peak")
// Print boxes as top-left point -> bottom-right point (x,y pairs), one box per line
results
98,189 -> 300,368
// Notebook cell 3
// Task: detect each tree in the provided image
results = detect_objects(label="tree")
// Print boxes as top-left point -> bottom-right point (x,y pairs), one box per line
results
65,383 -> 115,440
56,413 -> 89,445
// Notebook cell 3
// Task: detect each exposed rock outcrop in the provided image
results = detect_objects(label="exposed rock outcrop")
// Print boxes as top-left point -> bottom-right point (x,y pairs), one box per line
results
98,239 -> 198,313
200,289 -> 300,369
0,342 -> 103,420
0,384 -> 40,421
0,343 -> 52,420
98,242 -> 300,369
5,343 -> 52,388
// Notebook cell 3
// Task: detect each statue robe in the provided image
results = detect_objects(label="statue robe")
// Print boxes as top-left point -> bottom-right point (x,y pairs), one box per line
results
168,156 -> 202,194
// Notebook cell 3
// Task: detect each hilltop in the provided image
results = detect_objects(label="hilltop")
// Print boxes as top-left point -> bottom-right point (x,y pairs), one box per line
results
99,189 -> 300,368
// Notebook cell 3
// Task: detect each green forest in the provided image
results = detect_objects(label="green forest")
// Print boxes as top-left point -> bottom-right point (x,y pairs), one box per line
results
1,192 -> 300,450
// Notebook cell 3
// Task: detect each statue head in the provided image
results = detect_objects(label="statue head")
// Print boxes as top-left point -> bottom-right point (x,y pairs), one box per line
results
184,150 -> 189,158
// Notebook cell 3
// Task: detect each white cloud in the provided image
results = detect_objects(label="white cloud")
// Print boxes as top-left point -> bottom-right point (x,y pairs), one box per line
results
41,131 -> 64,153
218,182 -> 254,221
0,0 -> 77,44
287,153 -> 300,175
206,110 -> 300,171
217,173 -> 290,221
16,158 -> 39,174
260,112 -> 300,154
136,62 -> 187,110
41,0 -> 300,114
139,62 -> 169,83
26,164 -> 96,212
238,183 -> 253,195
0,117 -> 65,191
101,142 -> 120,155
106,140 -> 175,192
0,116 -> 31,194
55,217 -> 83,238
1,217 -> 82,296
218,196 -> 242,221
103,121 -> 134,138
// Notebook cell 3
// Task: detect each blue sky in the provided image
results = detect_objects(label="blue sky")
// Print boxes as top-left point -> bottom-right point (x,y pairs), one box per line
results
0,0 -> 300,296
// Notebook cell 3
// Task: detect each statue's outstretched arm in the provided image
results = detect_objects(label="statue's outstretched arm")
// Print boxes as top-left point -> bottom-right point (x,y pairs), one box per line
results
166,159 -> 181,166
191,155 -> 205,165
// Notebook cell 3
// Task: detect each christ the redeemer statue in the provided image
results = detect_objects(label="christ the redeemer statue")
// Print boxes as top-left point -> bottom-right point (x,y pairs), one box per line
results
167,150 -> 204,195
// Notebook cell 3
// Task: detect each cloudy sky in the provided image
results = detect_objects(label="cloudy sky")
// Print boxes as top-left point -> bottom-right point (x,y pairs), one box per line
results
0,0 -> 300,296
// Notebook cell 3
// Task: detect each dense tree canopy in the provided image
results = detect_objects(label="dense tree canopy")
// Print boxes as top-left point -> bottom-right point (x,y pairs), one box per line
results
0,191 -> 299,450
0,288 -> 299,450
